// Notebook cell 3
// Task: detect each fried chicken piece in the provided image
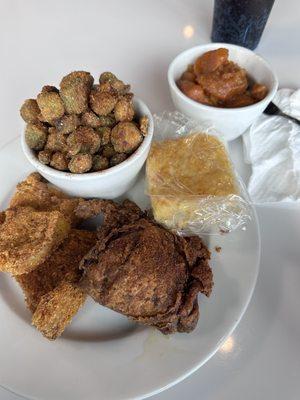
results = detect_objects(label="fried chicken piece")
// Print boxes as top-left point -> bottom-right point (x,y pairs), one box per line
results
9,173 -> 82,225
75,198 -> 143,239
0,207 -> 70,275
32,282 -> 86,340
80,200 -> 213,334
16,229 -> 97,312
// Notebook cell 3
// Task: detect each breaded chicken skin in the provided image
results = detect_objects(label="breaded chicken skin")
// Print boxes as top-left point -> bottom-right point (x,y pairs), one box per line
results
80,200 -> 213,334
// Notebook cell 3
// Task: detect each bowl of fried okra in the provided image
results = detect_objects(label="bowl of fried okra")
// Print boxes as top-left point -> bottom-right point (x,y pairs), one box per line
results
20,71 -> 153,198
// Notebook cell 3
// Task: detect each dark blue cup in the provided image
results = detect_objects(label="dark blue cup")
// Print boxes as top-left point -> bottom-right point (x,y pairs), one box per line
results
211,0 -> 275,50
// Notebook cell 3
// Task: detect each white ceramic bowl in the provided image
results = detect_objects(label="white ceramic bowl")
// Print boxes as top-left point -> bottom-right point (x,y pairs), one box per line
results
168,43 -> 278,141
21,98 -> 153,198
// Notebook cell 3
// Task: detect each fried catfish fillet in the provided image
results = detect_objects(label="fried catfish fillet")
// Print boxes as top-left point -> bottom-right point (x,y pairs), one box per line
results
16,229 -> 97,340
32,282 -> 86,340
0,207 -> 70,275
16,229 -> 97,312
80,200 -> 213,334
9,173 -> 82,225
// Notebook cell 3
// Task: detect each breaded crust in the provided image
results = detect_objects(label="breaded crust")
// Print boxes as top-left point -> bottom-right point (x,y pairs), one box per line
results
32,282 -> 86,340
0,207 -> 70,275
9,172 -> 82,225
16,229 -> 97,312
80,201 -> 213,334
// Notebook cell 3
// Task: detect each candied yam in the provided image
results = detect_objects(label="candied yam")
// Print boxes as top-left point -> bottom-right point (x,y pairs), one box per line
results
180,71 -> 196,82
198,62 -> 248,102
178,80 -> 211,105
251,83 -> 268,101
194,48 -> 229,75
224,92 -> 255,108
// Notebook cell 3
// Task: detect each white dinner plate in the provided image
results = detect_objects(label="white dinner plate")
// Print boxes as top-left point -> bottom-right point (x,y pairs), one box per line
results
0,137 -> 261,400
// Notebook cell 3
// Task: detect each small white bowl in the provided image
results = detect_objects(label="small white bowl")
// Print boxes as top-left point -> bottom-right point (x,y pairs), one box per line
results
168,43 -> 278,141
21,98 -> 153,198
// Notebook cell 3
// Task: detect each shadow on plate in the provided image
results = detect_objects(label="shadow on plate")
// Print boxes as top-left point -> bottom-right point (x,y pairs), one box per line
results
0,274 -> 31,323
63,323 -> 145,343
195,253 -> 240,337
0,273 -> 145,343
61,298 -> 146,343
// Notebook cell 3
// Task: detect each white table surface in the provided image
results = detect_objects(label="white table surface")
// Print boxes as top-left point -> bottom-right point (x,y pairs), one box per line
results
0,1 -> 299,399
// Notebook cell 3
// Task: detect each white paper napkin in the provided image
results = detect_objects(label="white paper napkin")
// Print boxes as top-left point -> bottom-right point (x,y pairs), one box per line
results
243,88 -> 300,204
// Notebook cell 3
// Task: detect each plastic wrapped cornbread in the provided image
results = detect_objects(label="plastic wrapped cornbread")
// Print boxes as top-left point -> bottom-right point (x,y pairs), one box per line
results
146,112 -> 251,235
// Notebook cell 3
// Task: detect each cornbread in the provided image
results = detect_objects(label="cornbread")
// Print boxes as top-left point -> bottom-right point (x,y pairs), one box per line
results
147,132 -> 240,233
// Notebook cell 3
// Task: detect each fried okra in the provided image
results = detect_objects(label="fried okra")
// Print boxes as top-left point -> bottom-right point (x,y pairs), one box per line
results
99,72 -> 130,95
99,72 -> 117,84
25,123 -> 48,150
98,114 -> 116,127
42,85 -> 59,93
92,155 -> 109,171
110,153 -> 127,167
38,149 -> 52,165
97,126 -> 111,145
81,111 -> 100,128
90,86 -> 117,116
50,152 -> 68,171
37,91 -> 65,123
98,81 -> 116,94
111,79 -> 130,94
111,122 -> 143,153
66,126 -> 101,156
102,143 -> 116,158
98,80 -> 131,96
55,114 -> 80,134
60,71 -> 94,114
45,130 -> 67,153
139,116 -> 149,136
68,154 -> 92,173
114,96 -> 135,122
21,70 -> 147,173
20,99 -> 40,123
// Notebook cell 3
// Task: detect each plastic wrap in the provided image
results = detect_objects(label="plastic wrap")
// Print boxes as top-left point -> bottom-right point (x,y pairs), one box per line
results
146,111 -> 251,235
